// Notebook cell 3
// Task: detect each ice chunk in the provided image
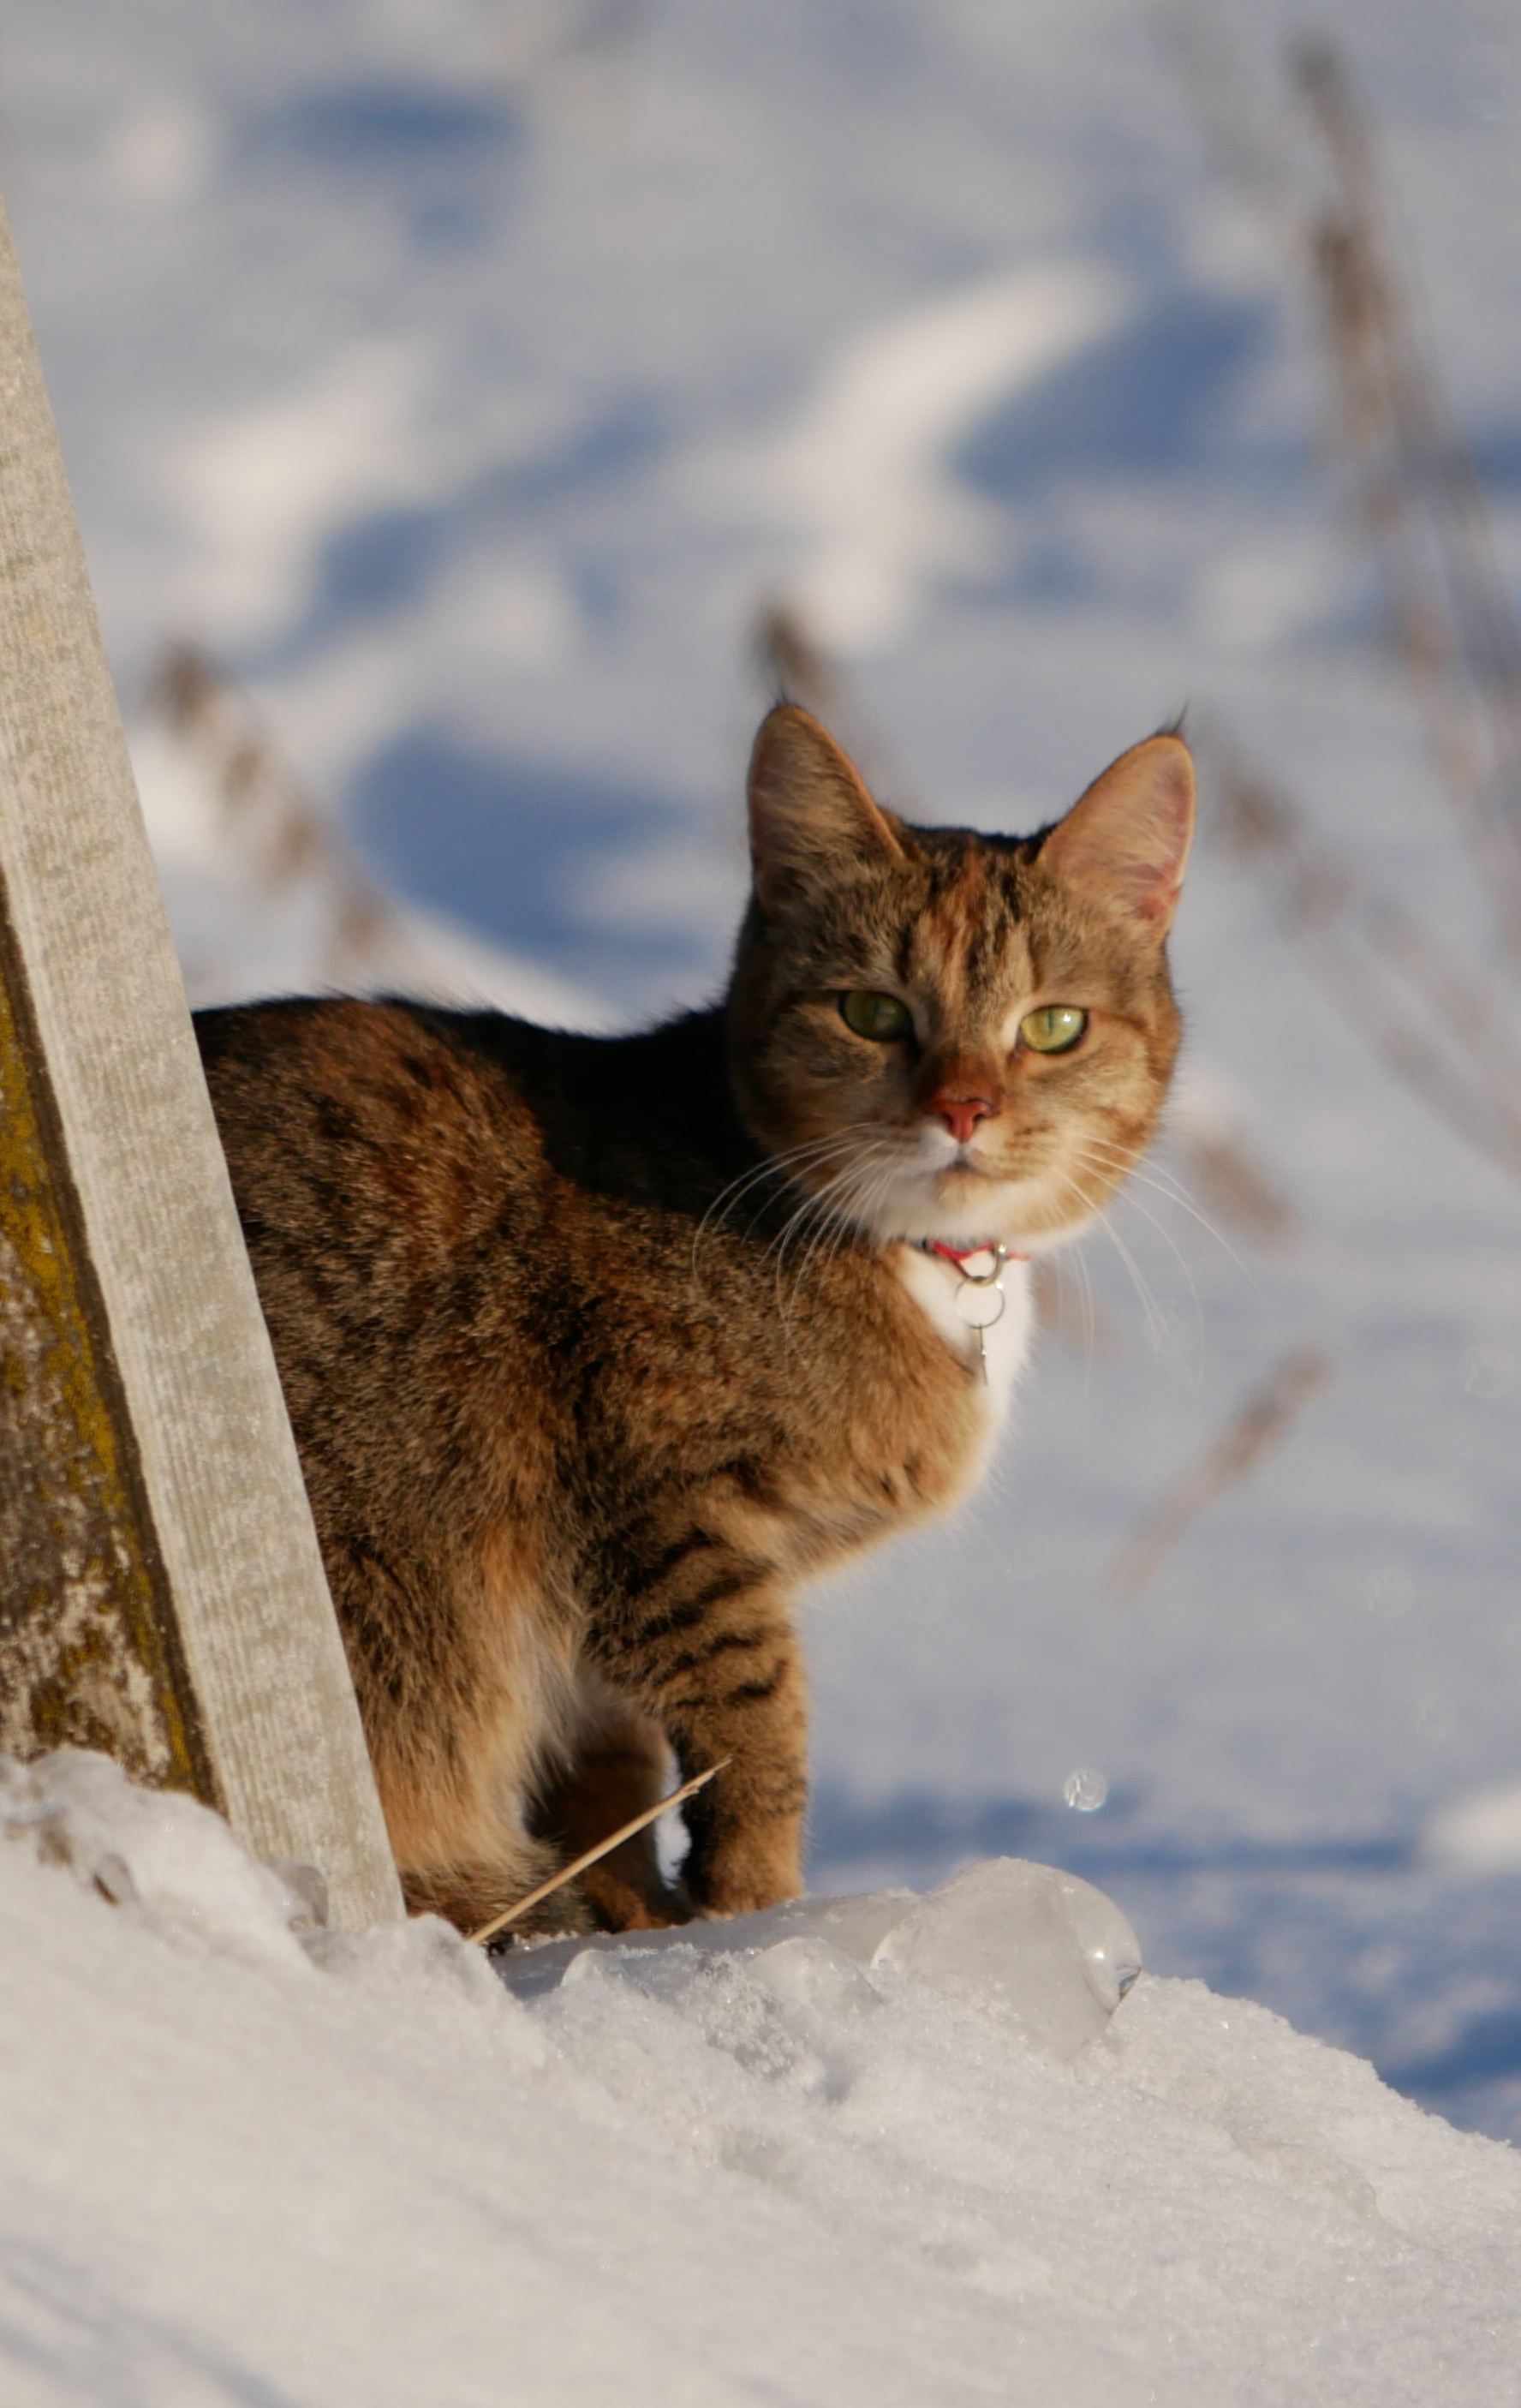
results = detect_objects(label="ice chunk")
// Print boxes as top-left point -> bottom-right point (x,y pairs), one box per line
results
744,1888 -> 917,1965
747,1933 -> 882,2017
496,1885 -> 917,2002
870,1858 -> 1142,2060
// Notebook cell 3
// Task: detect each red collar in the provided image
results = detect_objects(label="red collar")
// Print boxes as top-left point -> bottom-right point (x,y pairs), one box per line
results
922,1240 -> 1029,1266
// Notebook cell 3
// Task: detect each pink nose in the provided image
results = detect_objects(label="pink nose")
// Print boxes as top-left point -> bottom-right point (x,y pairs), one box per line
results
929,1093 -> 993,1145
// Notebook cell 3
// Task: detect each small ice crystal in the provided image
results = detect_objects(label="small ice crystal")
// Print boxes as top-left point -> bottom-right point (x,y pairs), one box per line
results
1413,1698 -> 1457,1744
1063,1768 -> 1107,1813
1460,1343 -> 1515,1401
1363,1565 -> 1413,1618
1457,43 -> 1521,124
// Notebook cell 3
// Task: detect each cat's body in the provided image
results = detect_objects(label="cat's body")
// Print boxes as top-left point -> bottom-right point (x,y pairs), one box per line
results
197,707 -> 1193,1936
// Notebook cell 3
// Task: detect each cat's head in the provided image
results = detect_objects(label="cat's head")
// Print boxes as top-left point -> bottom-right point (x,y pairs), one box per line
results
726,704 -> 1193,1252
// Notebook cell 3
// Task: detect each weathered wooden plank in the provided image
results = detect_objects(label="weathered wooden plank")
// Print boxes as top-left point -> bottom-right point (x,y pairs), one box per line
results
0,186 -> 402,1927
0,894 -> 211,1793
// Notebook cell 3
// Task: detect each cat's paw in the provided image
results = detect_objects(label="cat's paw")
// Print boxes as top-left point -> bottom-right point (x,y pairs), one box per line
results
581,1863 -> 695,1933
686,1864 -> 802,1920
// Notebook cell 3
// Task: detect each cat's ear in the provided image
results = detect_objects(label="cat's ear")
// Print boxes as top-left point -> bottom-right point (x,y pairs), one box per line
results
747,704 -> 904,908
1035,733 -> 1194,933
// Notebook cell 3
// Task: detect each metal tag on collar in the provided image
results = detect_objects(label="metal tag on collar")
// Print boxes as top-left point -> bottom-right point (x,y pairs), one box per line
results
945,1244 -> 1008,1384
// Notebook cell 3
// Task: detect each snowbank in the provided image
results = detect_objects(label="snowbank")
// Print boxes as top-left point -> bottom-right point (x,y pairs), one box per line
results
3,1754 -> 1518,2406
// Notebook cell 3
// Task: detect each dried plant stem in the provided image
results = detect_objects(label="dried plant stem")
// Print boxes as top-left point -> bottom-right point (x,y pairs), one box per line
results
468,1760 -> 729,1947
1030,1259 -> 1121,1358
1169,21 -> 1521,967
1170,1126 -> 1297,1249
1208,732 -> 1521,1186
150,644 -> 413,992
1292,39 -> 1521,969
754,604 -> 924,814
1107,1348 -> 1332,1603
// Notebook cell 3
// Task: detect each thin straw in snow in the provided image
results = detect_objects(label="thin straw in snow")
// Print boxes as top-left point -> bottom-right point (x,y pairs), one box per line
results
1106,1347 -> 1333,1602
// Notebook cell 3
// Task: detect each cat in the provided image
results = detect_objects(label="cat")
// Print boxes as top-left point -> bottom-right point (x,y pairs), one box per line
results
195,703 -> 1192,1939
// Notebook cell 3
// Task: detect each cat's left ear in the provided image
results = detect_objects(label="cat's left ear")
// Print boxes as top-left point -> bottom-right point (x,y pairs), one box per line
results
1035,733 -> 1194,934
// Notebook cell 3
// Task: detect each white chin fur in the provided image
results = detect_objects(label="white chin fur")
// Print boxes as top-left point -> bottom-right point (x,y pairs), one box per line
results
850,1167 -> 1061,1252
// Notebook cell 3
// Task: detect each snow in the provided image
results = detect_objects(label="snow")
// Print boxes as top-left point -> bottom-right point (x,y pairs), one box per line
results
4,1751 -> 1520,2406
3,0 -> 1521,2384
736,265 -> 1126,651
172,343 -> 439,649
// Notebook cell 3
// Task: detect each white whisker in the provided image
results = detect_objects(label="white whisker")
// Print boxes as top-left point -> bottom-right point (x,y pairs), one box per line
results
1069,1132 -> 1258,1288
1055,1164 -> 1175,1355
1065,1143 -> 1205,1329
779,1142 -> 898,1306
1041,1238 -> 1099,1379
770,1152 -> 869,1286
690,1123 -> 885,1288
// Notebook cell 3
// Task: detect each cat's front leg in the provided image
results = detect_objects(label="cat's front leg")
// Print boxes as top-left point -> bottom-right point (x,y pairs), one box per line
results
602,1572 -> 808,1916
669,1619 -> 808,1916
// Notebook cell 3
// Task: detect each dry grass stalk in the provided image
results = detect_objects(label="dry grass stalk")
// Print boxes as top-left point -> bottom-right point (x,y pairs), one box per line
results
1106,1347 -> 1333,1603
1172,23 -> 1521,965
468,1759 -> 729,1947
1292,39 -> 1521,968
1030,1259 -> 1122,1358
753,603 -> 922,811
1208,732 -> 1521,1186
150,643 -> 410,991
1165,1076 -> 1299,1246
1171,1126 -> 1297,1249
755,603 -> 841,721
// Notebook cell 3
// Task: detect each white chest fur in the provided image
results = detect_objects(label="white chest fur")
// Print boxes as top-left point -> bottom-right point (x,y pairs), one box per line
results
895,1245 -> 1034,1443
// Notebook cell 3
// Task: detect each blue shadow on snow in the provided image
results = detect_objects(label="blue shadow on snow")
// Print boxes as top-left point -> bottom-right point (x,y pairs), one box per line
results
957,290 -> 1273,499
254,401 -> 671,671
349,726 -> 697,1003
238,79 -> 522,251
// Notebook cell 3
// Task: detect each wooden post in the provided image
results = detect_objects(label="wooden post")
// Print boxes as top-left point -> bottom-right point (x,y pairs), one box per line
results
0,188 -> 402,1928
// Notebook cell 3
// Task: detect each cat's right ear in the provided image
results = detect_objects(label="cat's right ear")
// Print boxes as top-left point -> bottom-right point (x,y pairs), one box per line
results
747,705 -> 904,910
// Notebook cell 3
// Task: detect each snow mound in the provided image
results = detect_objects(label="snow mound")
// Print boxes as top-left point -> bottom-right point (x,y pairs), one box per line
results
3,1754 -> 1519,2405
0,1748 -> 311,1970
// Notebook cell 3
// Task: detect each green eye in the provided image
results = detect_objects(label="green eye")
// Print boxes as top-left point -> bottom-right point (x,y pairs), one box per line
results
1020,1006 -> 1088,1054
840,990 -> 913,1042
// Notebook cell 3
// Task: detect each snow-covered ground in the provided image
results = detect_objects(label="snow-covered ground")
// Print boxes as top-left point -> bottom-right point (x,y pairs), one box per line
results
4,0 -> 1521,2389
5,1749 -> 1520,2406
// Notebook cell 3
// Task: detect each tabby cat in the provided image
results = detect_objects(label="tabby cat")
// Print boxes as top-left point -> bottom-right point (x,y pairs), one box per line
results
196,704 -> 1192,1937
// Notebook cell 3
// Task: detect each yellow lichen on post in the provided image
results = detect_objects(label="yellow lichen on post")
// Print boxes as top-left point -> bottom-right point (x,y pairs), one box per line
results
0,895 -> 212,1795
